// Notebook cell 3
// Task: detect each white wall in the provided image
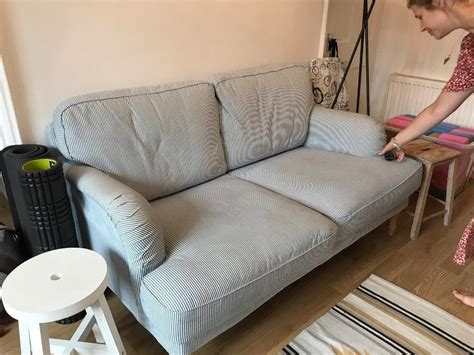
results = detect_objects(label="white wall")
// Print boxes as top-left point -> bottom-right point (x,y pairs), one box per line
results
2,0 -> 325,144
370,0 -> 463,120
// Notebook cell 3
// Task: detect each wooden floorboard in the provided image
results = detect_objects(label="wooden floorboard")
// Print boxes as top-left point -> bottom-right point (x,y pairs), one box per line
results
0,180 -> 472,354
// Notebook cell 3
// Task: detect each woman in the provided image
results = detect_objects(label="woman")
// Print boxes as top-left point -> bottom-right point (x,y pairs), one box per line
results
379,0 -> 474,307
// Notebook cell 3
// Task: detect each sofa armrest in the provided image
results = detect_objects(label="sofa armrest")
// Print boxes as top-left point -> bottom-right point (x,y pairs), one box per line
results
304,106 -> 386,157
66,164 -> 166,315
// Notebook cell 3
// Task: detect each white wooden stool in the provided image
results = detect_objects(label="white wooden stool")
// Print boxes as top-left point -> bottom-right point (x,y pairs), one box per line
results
2,248 -> 125,354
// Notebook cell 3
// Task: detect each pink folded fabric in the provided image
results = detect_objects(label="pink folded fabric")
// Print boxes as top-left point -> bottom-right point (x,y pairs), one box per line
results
449,128 -> 474,143
393,115 -> 414,122
437,133 -> 470,145
452,127 -> 474,135
386,118 -> 411,129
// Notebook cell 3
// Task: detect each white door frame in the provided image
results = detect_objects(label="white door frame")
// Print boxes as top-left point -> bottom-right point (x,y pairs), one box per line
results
0,55 -> 21,149
318,0 -> 330,58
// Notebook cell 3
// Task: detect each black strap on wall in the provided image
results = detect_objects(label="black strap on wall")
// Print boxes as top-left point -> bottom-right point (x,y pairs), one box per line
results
328,37 -> 339,58
331,0 -> 376,112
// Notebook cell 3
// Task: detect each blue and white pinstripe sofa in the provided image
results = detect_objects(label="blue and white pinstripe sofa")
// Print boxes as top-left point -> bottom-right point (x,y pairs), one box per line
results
47,64 -> 422,354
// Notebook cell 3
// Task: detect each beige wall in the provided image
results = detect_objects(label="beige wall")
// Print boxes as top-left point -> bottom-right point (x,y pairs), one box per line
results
2,0 -> 325,144
0,3 -> 4,53
327,0 -> 463,119
370,0 -> 463,119
326,0 -> 387,114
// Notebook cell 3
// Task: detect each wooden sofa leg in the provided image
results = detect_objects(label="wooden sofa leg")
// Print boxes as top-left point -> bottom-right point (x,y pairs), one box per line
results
388,213 -> 399,236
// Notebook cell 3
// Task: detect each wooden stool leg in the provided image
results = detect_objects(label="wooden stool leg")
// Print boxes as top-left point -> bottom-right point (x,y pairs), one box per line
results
410,163 -> 434,240
90,295 -> 125,354
18,321 -> 31,354
444,159 -> 457,226
388,213 -> 399,236
28,322 -> 50,354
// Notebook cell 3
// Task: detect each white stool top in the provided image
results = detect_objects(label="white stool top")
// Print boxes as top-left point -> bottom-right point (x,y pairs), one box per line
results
2,248 -> 107,323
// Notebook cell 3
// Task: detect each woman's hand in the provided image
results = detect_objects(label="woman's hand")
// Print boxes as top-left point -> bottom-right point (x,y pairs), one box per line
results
379,139 -> 405,162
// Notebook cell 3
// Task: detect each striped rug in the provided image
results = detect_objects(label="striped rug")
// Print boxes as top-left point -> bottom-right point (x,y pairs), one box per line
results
282,274 -> 473,354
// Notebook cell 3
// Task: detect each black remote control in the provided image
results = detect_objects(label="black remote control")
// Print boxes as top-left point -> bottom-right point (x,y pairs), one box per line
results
384,151 -> 396,161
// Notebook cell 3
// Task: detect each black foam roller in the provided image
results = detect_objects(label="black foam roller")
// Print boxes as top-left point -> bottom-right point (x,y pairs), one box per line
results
1,145 -> 51,255
20,158 -> 78,256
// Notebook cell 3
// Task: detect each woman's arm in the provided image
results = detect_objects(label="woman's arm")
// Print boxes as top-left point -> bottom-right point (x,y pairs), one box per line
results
379,88 -> 473,161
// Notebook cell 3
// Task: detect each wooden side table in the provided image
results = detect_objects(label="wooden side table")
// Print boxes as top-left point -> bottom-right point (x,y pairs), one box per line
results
403,139 -> 460,240
2,248 -> 125,354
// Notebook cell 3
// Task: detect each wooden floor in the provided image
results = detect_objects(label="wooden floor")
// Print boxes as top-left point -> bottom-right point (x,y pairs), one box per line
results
0,181 -> 473,354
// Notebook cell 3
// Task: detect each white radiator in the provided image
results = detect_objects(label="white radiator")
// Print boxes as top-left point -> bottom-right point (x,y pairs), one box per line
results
383,73 -> 474,129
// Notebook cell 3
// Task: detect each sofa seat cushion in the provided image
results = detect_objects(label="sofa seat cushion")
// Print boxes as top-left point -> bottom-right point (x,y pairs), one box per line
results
230,148 -> 423,234
140,175 -> 337,353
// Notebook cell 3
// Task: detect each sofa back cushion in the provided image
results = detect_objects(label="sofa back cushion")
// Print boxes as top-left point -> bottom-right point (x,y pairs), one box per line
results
49,82 -> 227,200
211,64 -> 313,170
